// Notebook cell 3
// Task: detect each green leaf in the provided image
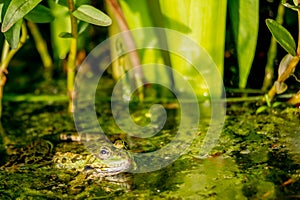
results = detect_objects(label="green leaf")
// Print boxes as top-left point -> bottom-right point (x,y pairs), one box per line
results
74,0 -> 91,7
1,0 -> 41,32
4,19 -> 22,49
228,0 -> 259,88
55,0 -> 91,7
256,106 -> 267,114
25,5 -> 54,23
59,20 -> 90,38
48,0 -> 71,59
55,0 -> 68,7
272,101 -> 282,108
78,21 -> 89,35
266,19 -> 296,56
157,0 -> 227,98
282,0 -> 300,10
293,0 -> 299,6
0,2 -> 4,23
59,32 -> 73,38
72,5 -> 112,26
283,3 -> 300,10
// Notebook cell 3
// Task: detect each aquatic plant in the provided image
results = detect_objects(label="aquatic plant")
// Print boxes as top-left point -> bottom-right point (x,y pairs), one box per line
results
56,0 -> 112,111
0,0 -> 54,117
266,0 -> 300,105
106,0 -> 259,98
0,0 -> 111,117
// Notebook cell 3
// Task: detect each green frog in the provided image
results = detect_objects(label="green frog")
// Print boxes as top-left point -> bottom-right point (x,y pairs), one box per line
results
52,134 -> 134,193
0,134 -> 133,196
52,140 -> 132,178
2,133 -> 133,178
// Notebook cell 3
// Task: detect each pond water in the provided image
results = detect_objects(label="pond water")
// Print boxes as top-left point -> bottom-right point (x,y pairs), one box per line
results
0,96 -> 300,199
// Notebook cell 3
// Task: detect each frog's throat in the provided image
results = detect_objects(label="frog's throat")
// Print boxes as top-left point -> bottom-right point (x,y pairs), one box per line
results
84,157 -> 131,176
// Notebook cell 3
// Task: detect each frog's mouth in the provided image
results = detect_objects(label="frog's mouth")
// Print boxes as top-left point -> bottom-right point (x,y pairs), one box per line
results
83,158 -> 131,176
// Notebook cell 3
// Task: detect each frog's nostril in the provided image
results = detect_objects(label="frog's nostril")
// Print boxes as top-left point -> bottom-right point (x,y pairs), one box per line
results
61,157 -> 67,163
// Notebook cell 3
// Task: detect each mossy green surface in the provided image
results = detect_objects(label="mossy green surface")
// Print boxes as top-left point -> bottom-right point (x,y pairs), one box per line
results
0,101 -> 300,199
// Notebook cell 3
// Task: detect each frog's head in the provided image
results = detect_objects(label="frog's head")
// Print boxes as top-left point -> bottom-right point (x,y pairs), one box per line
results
83,145 -> 132,176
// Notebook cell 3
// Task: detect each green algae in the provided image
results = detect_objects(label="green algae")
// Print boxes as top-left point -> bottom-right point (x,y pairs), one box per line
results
0,101 -> 300,199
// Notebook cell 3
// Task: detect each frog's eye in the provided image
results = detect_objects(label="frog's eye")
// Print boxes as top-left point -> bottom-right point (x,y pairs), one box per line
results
99,147 -> 111,159
83,165 -> 93,171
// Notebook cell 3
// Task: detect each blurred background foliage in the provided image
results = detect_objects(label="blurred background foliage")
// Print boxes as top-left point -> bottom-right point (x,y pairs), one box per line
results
0,0 -> 299,105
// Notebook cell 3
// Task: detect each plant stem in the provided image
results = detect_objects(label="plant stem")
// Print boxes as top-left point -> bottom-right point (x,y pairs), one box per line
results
297,8 -> 300,56
1,41 -> 9,62
105,0 -> 144,101
27,21 -> 53,68
262,4 -> 285,91
267,56 -> 300,100
286,6 -> 300,105
267,7 -> 300,101
287,90 -> 300,104
0,22 -> 27,118
67,0 -> 78,112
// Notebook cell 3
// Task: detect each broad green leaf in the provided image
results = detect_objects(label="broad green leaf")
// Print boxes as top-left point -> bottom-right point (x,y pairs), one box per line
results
228,0 -> 259,88
266,19 -> 296,56
48,0 -> 71,59
1,0 -> 41,32
159,0 -> 227,98
73,5 -> 111,26
4,19 -> 22,49
293,0 -> 298,6
25,5 -> 54,23
116,0 -> 171,98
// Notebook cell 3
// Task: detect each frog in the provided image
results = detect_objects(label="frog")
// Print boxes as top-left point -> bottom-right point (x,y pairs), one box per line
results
52,134 -> 134,194
0,133 -> 134,196
52,141 -> 132,178
1,133 -> 133,178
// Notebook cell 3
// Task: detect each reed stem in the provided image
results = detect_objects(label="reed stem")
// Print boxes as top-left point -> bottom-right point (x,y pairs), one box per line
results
67,0 -> 78,112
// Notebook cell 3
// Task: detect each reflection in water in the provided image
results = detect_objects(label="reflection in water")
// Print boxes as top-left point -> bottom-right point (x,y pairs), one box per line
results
133,155 -> 276,199
287,127 -> 300,161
